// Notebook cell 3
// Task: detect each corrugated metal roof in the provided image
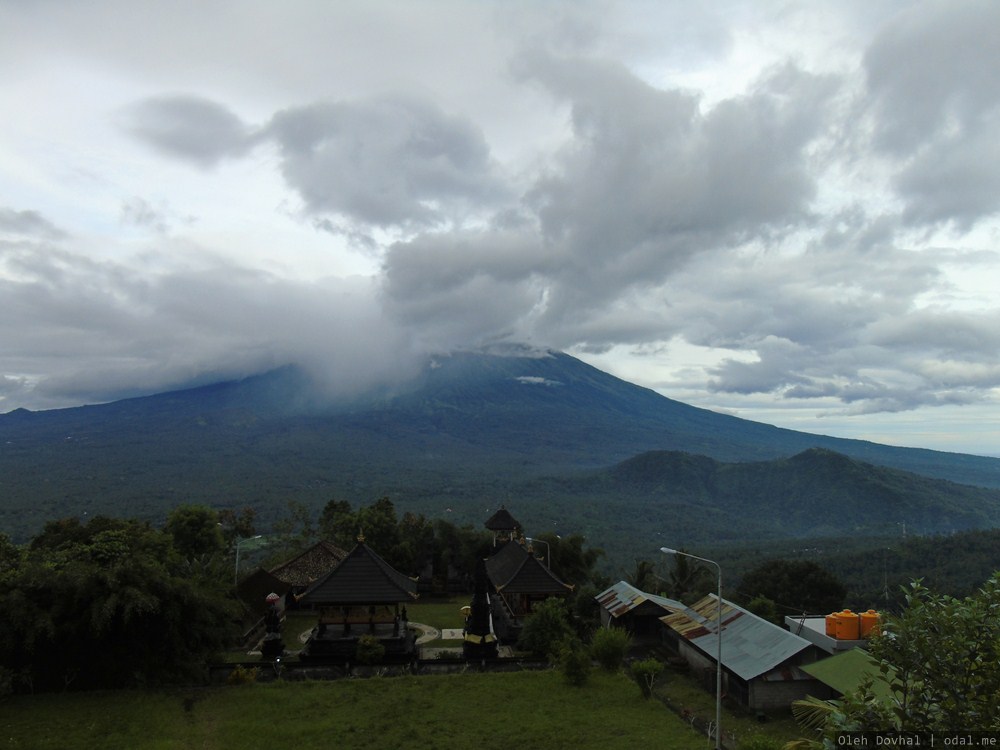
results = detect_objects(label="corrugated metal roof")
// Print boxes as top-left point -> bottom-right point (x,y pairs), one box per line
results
661,594 -> 813,681
595,581 -> 684,619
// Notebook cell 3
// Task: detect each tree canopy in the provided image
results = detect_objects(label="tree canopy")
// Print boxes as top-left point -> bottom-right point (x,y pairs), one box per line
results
792,573 -> 1000,740
0,516 -> 236,692
736,558 -> 846,615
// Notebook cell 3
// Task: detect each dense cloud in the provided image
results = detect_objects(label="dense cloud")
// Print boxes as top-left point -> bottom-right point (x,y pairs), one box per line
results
2,1 -> 1000,451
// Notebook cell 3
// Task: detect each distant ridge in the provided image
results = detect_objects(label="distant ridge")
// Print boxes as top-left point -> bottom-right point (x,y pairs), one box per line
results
2,348 -> 1000,542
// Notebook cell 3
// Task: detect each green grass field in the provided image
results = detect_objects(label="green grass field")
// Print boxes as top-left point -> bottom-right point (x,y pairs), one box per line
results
1,671 -> 712,750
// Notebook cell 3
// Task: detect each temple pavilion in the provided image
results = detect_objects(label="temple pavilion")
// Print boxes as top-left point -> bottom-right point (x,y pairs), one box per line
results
482,507 -> 573,644
297,536 -> 419,661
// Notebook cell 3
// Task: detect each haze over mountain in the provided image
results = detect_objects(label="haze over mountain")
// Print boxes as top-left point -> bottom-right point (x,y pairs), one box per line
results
3,348 -> 1000,547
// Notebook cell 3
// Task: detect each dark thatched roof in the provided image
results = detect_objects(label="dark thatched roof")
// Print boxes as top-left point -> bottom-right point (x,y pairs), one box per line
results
484,505 -> 521,532
269,540 -> 348,588
297,541 -> 419,606
485,540 -> 573,595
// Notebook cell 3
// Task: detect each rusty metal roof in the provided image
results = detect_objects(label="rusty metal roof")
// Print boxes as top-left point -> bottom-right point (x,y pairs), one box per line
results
661,594 -> 813,681
595,581 -> 684,619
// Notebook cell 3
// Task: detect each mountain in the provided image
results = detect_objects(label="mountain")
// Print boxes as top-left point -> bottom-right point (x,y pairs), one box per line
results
599,447 -> 1000,538
2,348 -> 1000,544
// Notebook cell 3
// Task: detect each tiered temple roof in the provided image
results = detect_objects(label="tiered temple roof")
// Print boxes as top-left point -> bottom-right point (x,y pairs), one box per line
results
485,539 -> 573,595
297,540 -> 419,606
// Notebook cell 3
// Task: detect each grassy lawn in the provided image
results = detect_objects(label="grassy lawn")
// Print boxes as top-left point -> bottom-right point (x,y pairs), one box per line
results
407,596 -> 468,630
1,670 -> 710,750
654,667 -> 802,748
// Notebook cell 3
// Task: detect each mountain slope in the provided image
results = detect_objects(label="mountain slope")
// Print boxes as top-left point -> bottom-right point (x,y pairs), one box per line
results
2,348 -> 1000,541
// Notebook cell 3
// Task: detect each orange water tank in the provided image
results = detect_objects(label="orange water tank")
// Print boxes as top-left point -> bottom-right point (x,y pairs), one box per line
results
835,609 -> 861,640
860,609 -> 880,638
825,613 -> 838,637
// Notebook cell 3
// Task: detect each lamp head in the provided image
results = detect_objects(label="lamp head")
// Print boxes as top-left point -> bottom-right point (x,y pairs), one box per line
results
660,547 -> 678,555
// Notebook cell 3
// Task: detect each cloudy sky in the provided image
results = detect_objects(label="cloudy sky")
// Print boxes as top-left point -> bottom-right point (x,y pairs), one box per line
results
2,1 -> 999,456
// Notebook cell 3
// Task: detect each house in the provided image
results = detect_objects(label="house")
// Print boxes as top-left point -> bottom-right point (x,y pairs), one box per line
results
296,537 -> 419,661
485,537 -> 573,644
595,581 -> 683,642
661,594 -> 826,710
800,647 -> 894,701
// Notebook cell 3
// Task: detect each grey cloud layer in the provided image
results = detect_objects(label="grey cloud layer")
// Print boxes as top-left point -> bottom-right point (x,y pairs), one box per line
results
8,0 -> 1000,420
127,93 -> 508,229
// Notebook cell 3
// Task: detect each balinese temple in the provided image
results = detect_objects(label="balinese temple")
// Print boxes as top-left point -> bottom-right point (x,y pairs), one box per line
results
485,534 -> 574,644
269,540 -> 349,602
297,537 -> 419,661
484,505 -> 522,547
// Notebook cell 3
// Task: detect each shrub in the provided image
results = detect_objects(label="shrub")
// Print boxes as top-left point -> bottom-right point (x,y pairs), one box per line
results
226,664 -> 259,685
355,634 -> 386,665
630,658 -> 663,699
518,598 -> 573,660
558,637 -> 592,687
590,627 -> 631,671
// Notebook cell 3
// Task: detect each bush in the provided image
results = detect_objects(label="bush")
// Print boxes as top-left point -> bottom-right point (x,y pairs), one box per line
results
355,634 -> 385,665
630,658 -> 663,699
226,664 -> 259,685
558,637 -> 592,687
590,627 -> 631,671
518,598 -> 573,660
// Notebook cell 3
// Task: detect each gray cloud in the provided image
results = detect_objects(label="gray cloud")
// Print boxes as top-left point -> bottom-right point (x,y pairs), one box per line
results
379,53 -> 840,352
863,1 -> 1000,228
0,207 -> 66,240
0,235 -> 417,410
264,96 -> 508,228
125,95 -> 257,167
7,0 -> 1000,438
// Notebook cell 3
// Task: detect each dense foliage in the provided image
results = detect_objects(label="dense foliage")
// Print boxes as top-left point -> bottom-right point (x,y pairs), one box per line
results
791,574 -> 1000,740
734,559 -> 847,616
0,514 -> 236,693
519,598 -> 574,660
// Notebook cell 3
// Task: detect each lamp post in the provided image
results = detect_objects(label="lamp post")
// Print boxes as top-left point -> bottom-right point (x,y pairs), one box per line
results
661,547 -> 723,750
234,535 -> 263,586
525,537 -> 550,569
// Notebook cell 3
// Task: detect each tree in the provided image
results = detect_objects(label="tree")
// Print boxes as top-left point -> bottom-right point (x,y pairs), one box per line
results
630,658 -> 663,699
536,533 -> 604,588
165,505 -> 224,558
272,499 -> 317,551
558,637 -> 592,686
318,498 -> 356,549
737,559 -> 846,615
746,594 -> 780,625
665,548 -> 713,604
217,506 -> 256,545
0,516 -> 235,692
790,574 -> 1000,740
590,626 -> 631,671
869,575 -> 1000,731
626,558 -> 657,592
518,597 -> 573,660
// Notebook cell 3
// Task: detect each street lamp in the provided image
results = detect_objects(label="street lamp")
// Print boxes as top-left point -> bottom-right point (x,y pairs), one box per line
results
525,537 -> 550,569
662,547 -> 723,750
234,535 -> 263,586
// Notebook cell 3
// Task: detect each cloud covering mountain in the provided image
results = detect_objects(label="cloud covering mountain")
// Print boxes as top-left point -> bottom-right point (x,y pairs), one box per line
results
1,0 -> 999,454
